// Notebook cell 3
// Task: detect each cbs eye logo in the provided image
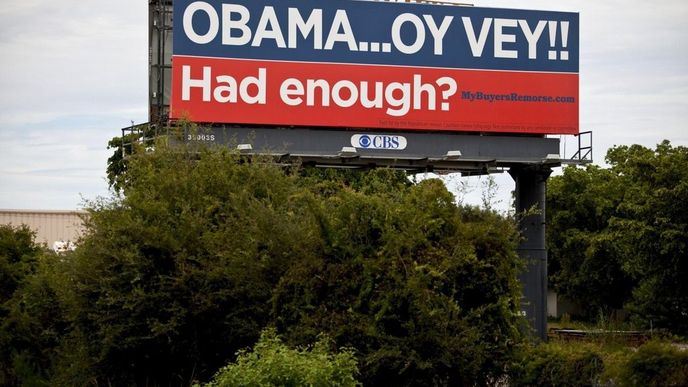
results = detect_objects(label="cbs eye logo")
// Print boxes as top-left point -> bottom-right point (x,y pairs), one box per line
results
351,134 -> 407,150
358,135 -> 372,148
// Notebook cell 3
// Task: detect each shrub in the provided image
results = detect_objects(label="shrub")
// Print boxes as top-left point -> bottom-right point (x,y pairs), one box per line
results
200,328 -> 360,387
1,144 -> 527,385
0,225 -> 55,386
273,181 -> 525,386
509,342 -> 604,386
617,341 -> 688,386
512,340 -> 688,386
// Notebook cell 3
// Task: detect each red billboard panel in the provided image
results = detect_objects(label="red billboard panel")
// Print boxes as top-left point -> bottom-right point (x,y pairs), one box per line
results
171,0 -> 579,135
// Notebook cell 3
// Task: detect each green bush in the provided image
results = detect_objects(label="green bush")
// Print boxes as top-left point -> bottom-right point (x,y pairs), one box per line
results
547,142 -> 688,331
510,342 -> 604,386
47,145 -> 312,385
0,224 -> 56,386
2,143 -> 527,385
0,224 -> 42,304
200,328 -> 360,387
617,341 -> 688,386
273,180 -> 525,386
512,340 -> 688,386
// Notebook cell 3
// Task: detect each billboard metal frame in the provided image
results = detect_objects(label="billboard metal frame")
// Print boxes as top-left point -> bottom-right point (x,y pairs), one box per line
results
184,126 -> 564,174
149,0 -> 173,125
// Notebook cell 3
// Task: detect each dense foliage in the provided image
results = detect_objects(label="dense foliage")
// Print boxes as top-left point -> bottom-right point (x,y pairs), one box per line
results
548,141 -> 688,331
0,225 -> 61,385
547,165 -> 632,317
106,123 -> 159,192
0,225 -> 41,305
273,179 -> 523,385
509,342 -> 604,386
510,340 -> 688,387
1,142 -> 526,385
617,341 -> 688,386
200,329 -> 360,387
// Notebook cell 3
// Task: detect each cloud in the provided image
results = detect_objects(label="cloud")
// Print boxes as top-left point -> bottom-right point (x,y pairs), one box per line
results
0,0 -> 148,126
1,0 -> 687,210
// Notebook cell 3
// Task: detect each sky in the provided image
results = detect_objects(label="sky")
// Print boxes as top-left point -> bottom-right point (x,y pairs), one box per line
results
1,0 -> 686,211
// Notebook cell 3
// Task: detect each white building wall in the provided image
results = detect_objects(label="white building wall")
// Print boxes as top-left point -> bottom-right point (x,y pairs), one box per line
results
547,289 -> 558,318
0,209 -> 87,246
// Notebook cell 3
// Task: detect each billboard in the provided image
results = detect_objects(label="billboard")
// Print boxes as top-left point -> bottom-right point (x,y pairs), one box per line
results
171,0 -> 579,135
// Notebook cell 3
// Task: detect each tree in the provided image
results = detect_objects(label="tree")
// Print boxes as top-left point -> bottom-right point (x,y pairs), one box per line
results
547,165 -> 632,318
547,141 -> 688,332
106,122 -> 162,192
51,143 -> 317,385
0,225 -> 41,305
6,140 -> 527,385
273,179 -> 525,386
0,225 -> 60,386
606,141 -> 688,332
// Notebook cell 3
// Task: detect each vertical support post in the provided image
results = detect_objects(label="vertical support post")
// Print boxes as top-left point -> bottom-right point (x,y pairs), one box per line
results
509,166 -> 552,340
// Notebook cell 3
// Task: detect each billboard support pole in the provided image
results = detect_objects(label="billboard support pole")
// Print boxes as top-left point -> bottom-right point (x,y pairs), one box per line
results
509,165 -> 552,341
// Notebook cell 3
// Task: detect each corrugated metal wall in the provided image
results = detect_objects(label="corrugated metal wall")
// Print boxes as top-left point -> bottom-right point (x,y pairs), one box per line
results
0,210 -> 87,246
